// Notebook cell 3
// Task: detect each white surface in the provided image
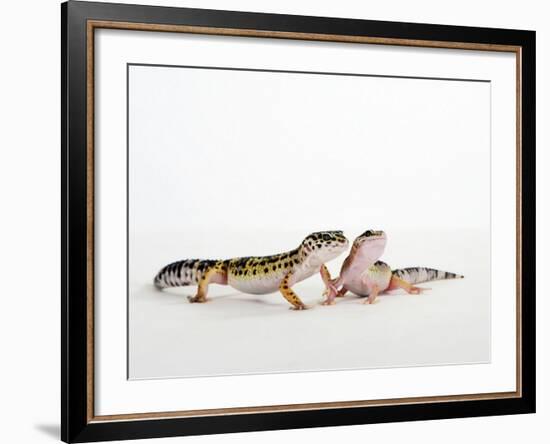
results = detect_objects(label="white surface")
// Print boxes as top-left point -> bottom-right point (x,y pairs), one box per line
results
130,230 -> 490,379
94,25 -> 517,415
1,0 -> 549,443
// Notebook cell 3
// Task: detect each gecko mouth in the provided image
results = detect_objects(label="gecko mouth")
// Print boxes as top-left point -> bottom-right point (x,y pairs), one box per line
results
355,230 -> 387,247
364,235 -> 385,242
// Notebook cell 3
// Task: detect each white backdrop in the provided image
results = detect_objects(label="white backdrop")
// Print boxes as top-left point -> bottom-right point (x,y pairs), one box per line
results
129,65 -> 490,234
128,63 -> 491,379
0,0 -> 548,443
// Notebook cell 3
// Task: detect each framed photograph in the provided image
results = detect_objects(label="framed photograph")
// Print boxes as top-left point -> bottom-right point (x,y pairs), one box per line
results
61,1 -> 535,442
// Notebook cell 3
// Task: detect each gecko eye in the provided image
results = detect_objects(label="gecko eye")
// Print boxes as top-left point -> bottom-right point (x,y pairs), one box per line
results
322,234 -> 331,241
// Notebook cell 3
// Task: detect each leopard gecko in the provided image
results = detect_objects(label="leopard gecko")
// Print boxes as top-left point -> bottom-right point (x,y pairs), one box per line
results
322,230 -> 463,305
154,231 -> 349,310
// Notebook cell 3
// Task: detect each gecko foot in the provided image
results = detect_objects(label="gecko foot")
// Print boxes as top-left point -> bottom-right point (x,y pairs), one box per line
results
362,290 -> 380,304
320,292 -> 336,304
320,299 -> 336,306
362,298 -> 379,305
321,284 -> 339,306
290,304 -> 310,311
407,286 -> 430,295
187,295 -> 208,303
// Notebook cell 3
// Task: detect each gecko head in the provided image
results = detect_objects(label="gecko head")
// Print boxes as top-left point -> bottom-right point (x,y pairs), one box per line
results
353,230 -> 387,262
300,230 -> 349,264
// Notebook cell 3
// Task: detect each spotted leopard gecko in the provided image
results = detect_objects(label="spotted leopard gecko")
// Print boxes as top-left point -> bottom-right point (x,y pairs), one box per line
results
322,230 -> 464,305
154,231 -> 349,310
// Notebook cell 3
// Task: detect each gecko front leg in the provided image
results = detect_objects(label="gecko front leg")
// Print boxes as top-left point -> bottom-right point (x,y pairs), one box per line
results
364,285 -> 381,304
320,264 -> 341,305
279,272 -> 308,310
359,262 -> 392,305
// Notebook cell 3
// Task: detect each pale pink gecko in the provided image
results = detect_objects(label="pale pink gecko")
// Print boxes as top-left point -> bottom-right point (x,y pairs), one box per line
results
321,230 -> 464,305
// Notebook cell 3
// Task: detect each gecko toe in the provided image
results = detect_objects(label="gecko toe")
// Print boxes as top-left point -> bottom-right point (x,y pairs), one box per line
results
187,295 -> 207,303
290,304 -> 309,311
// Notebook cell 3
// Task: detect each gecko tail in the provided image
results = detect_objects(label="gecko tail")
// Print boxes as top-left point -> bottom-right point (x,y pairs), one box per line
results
154,259 -> 216,290
392,267 -> 464,285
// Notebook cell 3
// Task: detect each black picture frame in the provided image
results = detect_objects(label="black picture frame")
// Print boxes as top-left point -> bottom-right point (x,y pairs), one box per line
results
62,1 -> 536,442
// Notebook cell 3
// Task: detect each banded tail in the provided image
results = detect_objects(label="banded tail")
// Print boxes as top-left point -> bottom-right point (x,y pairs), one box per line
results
392,267 -> 464,285
154,259 -> 219,289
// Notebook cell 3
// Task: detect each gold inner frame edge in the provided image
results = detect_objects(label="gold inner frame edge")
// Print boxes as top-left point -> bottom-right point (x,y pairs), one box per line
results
85,19 -> 523,423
